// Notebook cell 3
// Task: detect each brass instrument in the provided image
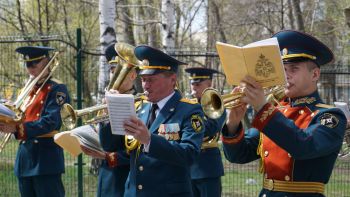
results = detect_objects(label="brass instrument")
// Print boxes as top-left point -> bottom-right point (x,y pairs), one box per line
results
0,51 -> 60,153
201,86 -> 285,119
60,43 -> 141,130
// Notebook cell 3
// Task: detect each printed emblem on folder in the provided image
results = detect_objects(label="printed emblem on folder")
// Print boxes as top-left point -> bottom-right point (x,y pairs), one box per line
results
255,54 -> 275,78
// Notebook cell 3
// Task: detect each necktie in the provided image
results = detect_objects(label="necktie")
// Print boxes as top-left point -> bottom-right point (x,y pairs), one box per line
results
147,104 -> 158,128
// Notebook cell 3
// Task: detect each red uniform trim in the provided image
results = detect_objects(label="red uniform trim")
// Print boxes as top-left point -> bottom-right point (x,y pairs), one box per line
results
222,128 -> 244,144
252,103 -> 279,131
16,123 -> 27,140
106,152 -> 118,168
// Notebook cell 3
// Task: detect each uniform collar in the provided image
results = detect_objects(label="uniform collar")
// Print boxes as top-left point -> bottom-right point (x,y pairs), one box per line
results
289,91 -> 322,107
152,90 -> 175,113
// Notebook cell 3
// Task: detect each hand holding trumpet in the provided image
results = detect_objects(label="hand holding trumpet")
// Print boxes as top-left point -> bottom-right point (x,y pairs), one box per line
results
226,76 -> 268,134
239,76 -> 267,112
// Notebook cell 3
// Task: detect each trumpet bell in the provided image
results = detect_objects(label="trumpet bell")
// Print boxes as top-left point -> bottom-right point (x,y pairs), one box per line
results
60,103 -> 76,130
115,43 -> 140,67
200,88 -> 225,119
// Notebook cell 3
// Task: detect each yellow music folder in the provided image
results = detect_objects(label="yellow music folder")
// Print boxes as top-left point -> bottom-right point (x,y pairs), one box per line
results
54,125 -> 103,157
54,131 -> 82,157
216,37 -> 286,87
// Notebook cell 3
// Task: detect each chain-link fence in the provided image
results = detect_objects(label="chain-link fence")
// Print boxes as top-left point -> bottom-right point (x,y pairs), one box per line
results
0,34 -> 350,197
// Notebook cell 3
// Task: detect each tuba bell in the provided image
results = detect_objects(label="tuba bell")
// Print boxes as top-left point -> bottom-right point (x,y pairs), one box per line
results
0,51 -> 60,153
60,43 -> 141,130
201,86 -> 285,119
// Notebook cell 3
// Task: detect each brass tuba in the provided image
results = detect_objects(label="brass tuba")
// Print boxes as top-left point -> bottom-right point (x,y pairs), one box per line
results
201,86 -> 285,119
60,43 -> 141,130
0,51 -> 60,153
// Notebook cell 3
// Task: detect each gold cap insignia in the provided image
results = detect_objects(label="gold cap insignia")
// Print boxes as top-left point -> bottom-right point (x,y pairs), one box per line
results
282,48 -> 288,56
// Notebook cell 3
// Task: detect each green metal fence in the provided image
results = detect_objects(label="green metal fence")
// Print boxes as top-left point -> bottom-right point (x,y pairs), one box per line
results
1,33 -> 350,197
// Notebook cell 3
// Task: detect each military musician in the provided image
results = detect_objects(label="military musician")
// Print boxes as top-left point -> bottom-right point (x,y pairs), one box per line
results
0,46 -> 70,197
185,67 -> 226,197
221,30 -> 347,197
80,43 -> 137,197
120,45 -> 204,196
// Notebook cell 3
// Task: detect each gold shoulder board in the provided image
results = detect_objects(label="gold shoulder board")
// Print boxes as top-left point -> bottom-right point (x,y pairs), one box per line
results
180,98 -> 198,104
316,103 -> 334,109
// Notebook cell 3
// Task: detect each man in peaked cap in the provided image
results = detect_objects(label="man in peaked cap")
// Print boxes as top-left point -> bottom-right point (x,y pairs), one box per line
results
118,45 -> 205,197
185,67 -> 225,197
0,46 -> 70,197
105,42 -> 119,79
221,30 -> 346,197
79,43 -> 134,197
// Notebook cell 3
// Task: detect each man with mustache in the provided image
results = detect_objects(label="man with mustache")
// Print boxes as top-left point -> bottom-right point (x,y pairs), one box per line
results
121,45 -> 205,197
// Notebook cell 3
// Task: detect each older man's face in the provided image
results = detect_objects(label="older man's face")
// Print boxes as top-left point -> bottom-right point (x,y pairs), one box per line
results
141,72 -> 176,103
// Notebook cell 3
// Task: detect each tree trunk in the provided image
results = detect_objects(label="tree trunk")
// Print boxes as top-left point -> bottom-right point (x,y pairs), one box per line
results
98,0 -> 116,103
345,7 -> 350,28
287,0 -> 295,29
161,0 -> 176,51
291,0 -> 304,31
118,0 -> 136,45
147,0 -> 160,48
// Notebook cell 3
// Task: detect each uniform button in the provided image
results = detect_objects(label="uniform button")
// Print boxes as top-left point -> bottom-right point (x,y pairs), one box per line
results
21,141 -> 26,144
299,110 -> 304,114
284,109 -> 288,113
285,175 -> 290,181
40,100 -> 44,104
36,113 -> 40,117
139,165 -> 144,171
138,184 -> 143,190
262,194 -> 266,197
287,153 -> 292,158
264,151 -> 269,157
311,112 -> 315,117
34,139 -> 39,144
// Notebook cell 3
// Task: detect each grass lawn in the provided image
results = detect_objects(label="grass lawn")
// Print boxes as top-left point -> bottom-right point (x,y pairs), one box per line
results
1,139 -> 350,196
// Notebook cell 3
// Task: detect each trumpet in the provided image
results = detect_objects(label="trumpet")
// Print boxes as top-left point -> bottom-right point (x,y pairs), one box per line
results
0,51 -> 60,153
60,43 -> 141,129
201,86 -> 285,119
60,93 -> 146,130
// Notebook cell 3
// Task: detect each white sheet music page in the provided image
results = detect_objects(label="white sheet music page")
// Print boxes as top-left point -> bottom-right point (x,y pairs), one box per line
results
105,93 -> 136,135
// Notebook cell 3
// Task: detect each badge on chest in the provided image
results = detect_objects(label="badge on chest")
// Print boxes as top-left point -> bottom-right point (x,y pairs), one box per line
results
158,123 -> 180,140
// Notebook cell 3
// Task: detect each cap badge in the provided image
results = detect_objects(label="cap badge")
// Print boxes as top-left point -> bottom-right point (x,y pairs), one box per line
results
282,48 -> 288,56
142,59 -> 149,66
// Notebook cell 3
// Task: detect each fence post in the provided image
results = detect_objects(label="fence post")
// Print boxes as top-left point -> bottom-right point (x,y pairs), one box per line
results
76,28 -> 84,197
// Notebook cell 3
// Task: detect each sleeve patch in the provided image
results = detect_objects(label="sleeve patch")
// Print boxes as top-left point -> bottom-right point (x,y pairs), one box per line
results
320,113 -> 339,128
191,114 -> 203,132
56,92 -> 66,105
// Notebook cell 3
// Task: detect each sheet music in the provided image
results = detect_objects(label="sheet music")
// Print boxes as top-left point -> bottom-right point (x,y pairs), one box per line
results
334,102 -> 350,120
105,93 -> 136,135
54,125 -> 104,157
